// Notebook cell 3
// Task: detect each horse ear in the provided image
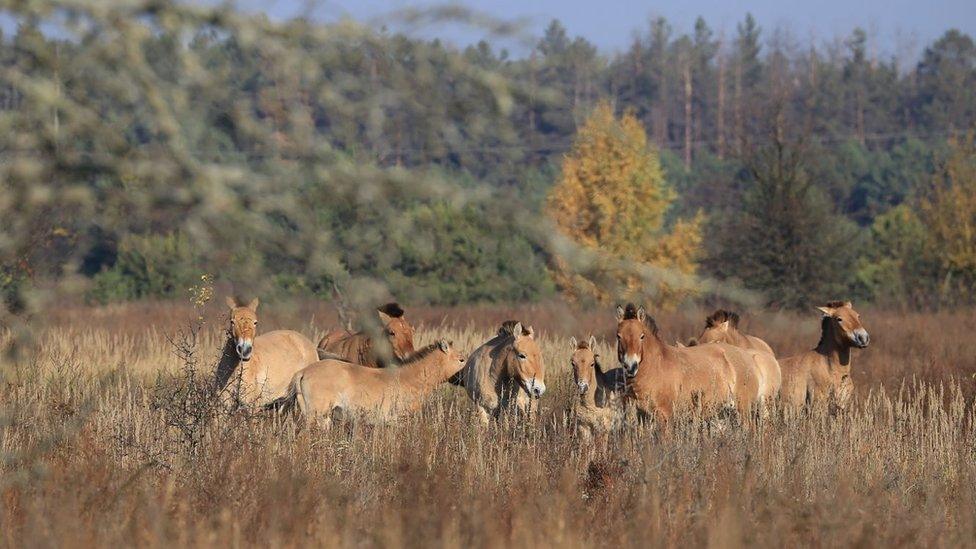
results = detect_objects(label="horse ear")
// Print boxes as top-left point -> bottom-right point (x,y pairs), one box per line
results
438,339 -> 450,353
525,325 -> 535,338
816,305 -> 834,317
247,298 -> 259,312
588,335 -> 597,350
511,322 -> 523,340
637,306 -> 646,322
615,305 -> 625,322
225,296 -> 237,309
377,308 -> 392,325
844,301 -> 853,308
717,320 -> 730,332
570,336 -> 578,349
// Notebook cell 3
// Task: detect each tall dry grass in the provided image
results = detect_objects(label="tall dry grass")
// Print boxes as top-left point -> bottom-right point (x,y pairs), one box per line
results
2,301 -> 976,547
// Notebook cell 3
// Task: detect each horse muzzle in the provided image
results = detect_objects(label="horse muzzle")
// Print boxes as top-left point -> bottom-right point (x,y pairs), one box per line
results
621,355 -> 640,377
852,329 -> 870,349
524,379 -> 546,398
236,340 -> 253,361
577,381 -> 589,395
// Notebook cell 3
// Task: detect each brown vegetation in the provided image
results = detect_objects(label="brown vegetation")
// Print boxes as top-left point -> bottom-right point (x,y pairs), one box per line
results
2,301 -> 976,546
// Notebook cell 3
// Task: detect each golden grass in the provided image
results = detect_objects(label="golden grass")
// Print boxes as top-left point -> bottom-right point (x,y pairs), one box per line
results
2,301 -> 976,547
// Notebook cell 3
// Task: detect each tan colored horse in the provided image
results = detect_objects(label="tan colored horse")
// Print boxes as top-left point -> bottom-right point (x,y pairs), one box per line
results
456,320 -> 547,424
780,301 -> 870,410
571,336 -> 626,442
694,310 -> 775,354
691,309 -> 782,401
616,304 -> 772,426
216,297 -> 319,407
281,340 -> 466,427
317,303 -> 415,368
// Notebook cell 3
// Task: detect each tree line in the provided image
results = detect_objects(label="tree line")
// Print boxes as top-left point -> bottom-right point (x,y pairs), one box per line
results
1,3 -> 975,315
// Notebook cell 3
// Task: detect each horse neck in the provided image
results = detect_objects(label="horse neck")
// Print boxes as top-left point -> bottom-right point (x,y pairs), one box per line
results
727,329 -> 749,347
640,334 -> 668,372
488,338 -> 515,381
395,353 -> 449,393
815,323 -> 853,369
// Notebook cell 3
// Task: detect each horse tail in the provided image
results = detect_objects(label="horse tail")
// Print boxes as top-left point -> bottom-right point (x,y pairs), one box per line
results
265,373 -> 303,417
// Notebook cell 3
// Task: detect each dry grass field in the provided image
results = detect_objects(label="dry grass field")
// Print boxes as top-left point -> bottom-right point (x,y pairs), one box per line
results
2,300 -> 976,547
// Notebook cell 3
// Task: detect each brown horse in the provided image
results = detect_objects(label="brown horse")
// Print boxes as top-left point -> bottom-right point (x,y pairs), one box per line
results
280,340 -> 466,427
571,335 -> 626,441
216,297 -> 319,407
691,309 -> 781,401
456,320 -> 547,424
317,303 -> 415,367
780,301 -> 870,410
694,310 -> 775,355
616,304 -> 775,426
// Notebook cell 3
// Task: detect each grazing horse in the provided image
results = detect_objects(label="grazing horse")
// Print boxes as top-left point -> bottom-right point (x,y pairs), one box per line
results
456,320 -> 547,424
278,340 -> 466,427
216,297 -> 319,407
780,301 -> 870,410
690,309 -> 782,401
615,304 -> 774,427
571,336 -> 626,442
317,303 -> 415,368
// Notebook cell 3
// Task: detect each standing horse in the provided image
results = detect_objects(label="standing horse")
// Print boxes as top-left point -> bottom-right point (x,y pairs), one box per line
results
278,340 -> 466,427
571,336 -> 626,442
615,304 -> 774,427
456,320 -> 547,424
317,303 -> 415,367
780,301 -> 870,410
216,297 -> 319,407
690,309 -> 782,402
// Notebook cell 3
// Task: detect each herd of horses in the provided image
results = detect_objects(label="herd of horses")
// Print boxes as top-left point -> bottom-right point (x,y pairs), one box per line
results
216,297 -> 870,435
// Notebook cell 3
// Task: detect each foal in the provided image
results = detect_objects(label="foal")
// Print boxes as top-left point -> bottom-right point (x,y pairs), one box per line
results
282,339 -> 466,427
571,336 -> 626,442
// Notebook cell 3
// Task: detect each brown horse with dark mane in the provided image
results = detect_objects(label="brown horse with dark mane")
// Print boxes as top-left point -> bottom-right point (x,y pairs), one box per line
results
317,303 -> 415,368
616,304 -> 777,427
692,310 -> 775,355
689,309 -> 781,400
780,301 -> 869,410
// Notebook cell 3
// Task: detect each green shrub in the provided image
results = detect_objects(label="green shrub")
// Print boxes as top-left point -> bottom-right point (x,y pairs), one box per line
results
88,233 -> 201,304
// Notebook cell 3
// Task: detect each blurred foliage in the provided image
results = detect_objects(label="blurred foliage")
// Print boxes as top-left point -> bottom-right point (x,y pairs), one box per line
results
546,102 -> 701,305
0,0 -> 974,337
918,134 -> 976,301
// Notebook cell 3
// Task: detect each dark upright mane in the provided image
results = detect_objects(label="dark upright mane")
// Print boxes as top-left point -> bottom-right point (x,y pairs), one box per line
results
823,300 -> 848,309
378,302 -> 405,318
399,341 -> 445,365
621,303 -> 660,338
575,338 -> 590,350
705,309 -> 740,329
498,320 -> 530,337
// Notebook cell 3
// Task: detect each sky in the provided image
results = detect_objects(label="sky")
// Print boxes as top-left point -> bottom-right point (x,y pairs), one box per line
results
243,0 -> 976,60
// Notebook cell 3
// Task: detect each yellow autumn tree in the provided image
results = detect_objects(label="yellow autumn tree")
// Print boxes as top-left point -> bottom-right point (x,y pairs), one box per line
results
545,102 -> 702,305
918,132 -> 976,299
